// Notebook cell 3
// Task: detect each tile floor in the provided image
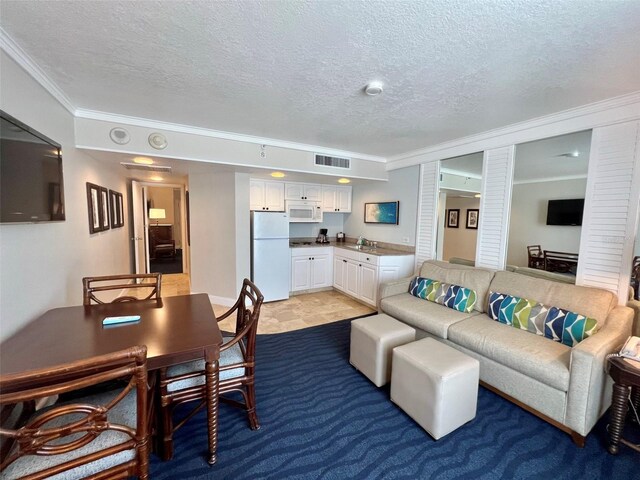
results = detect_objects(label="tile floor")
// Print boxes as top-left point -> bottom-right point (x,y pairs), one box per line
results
161,273 -> 375,334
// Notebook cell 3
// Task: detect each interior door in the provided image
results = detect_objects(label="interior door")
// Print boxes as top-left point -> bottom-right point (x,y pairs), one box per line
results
131,180 -> 149,274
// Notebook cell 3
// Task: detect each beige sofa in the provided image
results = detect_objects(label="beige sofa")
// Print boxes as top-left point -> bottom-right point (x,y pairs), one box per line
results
379,260 -> 634,445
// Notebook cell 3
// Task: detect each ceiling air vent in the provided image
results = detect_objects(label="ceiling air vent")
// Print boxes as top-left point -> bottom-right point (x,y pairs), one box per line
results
315,154 -> 350,169
120,162 -> 172,173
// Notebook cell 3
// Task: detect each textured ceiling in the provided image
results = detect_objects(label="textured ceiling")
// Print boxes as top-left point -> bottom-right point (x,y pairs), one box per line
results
2,0 -> 639,157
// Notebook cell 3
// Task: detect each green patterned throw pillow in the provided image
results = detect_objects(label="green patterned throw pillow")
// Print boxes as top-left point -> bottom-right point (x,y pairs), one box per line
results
409,277 -> 476,313
488,291 -> 598,346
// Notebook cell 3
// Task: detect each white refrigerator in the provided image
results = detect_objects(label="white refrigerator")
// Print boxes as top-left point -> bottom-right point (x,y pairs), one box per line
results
251,211 -> 290,302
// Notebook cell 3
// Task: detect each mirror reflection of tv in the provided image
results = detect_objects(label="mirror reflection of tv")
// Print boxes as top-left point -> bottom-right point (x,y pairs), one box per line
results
546,199 -> 584,226
0,110 -> 65,223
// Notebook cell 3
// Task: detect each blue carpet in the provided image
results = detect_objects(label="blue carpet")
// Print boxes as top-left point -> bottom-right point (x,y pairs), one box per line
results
150,319 -> 638,479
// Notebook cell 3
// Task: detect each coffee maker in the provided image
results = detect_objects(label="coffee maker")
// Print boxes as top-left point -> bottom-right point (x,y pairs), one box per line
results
316,228 -> 329,244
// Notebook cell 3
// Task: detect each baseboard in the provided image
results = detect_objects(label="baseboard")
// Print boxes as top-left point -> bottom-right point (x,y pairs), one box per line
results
290,286 -> 333,296
207,294 -> 236,307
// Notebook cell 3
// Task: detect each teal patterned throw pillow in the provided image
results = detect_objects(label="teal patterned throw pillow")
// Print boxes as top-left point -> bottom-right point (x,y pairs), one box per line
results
487,291 -> 598,346
409,277 -> 476,313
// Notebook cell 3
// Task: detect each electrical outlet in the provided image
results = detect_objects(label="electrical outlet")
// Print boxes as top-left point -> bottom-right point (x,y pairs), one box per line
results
260,145 -> 266,158
402,237 -> 410,244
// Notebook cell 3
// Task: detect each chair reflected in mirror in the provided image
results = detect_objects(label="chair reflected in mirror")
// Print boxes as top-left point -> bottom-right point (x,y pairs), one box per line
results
527,245 -> 545,270
631,256 -> 640,301
544,250 -> 579,275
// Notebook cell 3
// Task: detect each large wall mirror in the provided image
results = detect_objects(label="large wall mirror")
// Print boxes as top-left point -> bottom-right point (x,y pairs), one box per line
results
506,130 -> 592,278
436,152 -> 484,262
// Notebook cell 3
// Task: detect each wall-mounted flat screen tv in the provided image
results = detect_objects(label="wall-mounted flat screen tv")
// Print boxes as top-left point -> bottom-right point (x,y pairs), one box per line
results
0,110 -> 65,223
546,199 -> 584,226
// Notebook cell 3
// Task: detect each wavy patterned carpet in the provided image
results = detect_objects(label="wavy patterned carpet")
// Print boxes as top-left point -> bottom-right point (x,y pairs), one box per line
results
150,318 -> 638,479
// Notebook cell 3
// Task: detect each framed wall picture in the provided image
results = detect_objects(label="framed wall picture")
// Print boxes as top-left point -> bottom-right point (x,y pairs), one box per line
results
447,209 -> 460,228
100,187 -> 110,231
109,190 -> 125,228
364,201 -> 399,225
86,182 -> 102,233
466,209 -> 479,229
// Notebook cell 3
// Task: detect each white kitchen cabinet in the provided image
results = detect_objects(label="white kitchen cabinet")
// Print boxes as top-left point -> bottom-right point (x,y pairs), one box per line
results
285,182 -> 322,201
333,247 -> 414,306
290,247 -> 333,292
321,185 -> 352,212
250,180 -> 285,211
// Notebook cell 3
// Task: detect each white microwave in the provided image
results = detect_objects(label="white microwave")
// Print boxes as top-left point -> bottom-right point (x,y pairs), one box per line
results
286,200 -> 323,223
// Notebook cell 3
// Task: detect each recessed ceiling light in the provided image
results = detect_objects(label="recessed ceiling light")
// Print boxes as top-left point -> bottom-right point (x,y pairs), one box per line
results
133,157 -> 153,165
557,151 -> 580,158
338,178 -> 351,184
364,81 -> 384,96
150,175 -> 163,181
474,193 -> 481,198
271,171 -> 286,178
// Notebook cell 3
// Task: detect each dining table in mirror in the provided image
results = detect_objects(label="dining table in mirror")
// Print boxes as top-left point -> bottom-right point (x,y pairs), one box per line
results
0,293 -> 223,465
506,130 -> 592,273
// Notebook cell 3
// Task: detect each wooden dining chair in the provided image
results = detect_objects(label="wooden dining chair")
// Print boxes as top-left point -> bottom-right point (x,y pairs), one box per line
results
158,278 -> 264,460
0,346 -> 150,479
527,245 -> 545,270
82,273 -> 162,305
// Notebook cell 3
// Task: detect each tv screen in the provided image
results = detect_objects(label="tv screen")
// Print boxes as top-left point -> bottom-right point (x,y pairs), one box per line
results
0,111 -> 65,223
546,199 -> 584,226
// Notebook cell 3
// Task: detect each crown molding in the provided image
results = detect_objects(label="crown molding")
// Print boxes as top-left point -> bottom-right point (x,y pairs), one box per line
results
513,174 -> 588,185
0,27 -> 76,115
75,108 -> 387,163
386,90 -> 640,170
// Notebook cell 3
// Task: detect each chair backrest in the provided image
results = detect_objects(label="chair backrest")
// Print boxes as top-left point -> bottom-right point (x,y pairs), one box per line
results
527,245 -> 542,257
217,279 -> 264,367
544,250 -> 579,274
632,256 -> 640,280
0,346 -> 149,479
83,273 -> 162,305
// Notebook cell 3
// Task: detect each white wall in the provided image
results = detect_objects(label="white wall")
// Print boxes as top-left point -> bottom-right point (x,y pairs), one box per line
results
289,214 -> 344,239
507,178 -> 586,267
344,166 -> 420,246
441,196 -> 480,261
189,171 -> 250,303
0,52 -> 131,340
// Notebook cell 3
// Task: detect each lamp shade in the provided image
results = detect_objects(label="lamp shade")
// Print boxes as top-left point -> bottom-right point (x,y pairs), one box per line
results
149,208 -> 166,220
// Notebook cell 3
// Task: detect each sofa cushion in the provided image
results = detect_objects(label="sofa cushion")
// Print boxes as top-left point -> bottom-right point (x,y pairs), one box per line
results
489,271 -> 616,326
409,277 -> 477,313
418,261 -> 494,313
380,293 -> 480,339
448,315 -> 571,391
488,291 -> 598,347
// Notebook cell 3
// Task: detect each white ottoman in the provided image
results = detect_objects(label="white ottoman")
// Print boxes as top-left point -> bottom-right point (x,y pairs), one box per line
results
391,338 -> 479,440
350,314 -> 416,387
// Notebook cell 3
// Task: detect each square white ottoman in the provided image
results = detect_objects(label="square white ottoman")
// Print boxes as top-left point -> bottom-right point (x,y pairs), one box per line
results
350,314 -> 416,387
391,337 -> 479,440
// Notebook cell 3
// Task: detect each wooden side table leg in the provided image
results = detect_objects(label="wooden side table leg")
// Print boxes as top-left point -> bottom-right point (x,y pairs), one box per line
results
205,358 -> 220,465
608,382 -> 629,455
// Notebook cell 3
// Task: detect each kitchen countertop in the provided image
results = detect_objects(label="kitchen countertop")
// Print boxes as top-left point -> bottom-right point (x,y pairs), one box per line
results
289,240 -> 413,257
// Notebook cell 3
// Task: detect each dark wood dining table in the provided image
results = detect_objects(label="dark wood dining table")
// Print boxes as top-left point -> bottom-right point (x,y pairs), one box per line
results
0,293 -> 223,465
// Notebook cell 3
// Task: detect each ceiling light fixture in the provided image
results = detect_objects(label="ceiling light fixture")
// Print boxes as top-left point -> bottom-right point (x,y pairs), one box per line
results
133,157 -> 154,165
474,193 -> 481,198
150,175 -> 163,181
338,178 -> 351,184
271,172 -> 286,178
557,151 -> 580,158
364,81 -> 384,96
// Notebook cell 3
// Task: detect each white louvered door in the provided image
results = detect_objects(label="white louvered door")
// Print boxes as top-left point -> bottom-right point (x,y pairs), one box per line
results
577,121 -> 640,303
476,146 -> 515,270
414,161 -> 440,270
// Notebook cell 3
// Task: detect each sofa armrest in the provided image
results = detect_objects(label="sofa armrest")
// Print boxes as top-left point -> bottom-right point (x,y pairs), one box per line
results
377,276 -> 414,311
626,299 -> 640,336
565,305 -> 633,436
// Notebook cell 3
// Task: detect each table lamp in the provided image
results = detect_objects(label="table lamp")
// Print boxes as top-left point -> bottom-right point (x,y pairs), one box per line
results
149,208 -> 166,226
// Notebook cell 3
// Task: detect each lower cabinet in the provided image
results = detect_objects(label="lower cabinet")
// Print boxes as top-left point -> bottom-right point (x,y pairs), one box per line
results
291,247 -> 333,292
333,249 -> 414,307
